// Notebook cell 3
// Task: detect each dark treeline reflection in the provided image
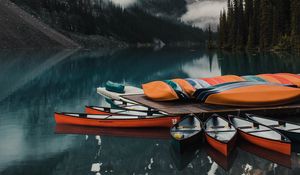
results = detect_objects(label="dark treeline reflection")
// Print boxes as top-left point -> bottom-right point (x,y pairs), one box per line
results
1,48 -> 300,175
219,51 -> 300,75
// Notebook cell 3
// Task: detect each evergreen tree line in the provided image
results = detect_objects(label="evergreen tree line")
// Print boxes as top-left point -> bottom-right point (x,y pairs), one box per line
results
218,0 -> 300,51
12,0 -> 207,44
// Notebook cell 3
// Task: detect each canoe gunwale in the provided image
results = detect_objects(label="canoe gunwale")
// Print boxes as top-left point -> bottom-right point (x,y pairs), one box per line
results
55,113 -> 180,128
246,113 -> 300,132
85,105 -> 163,116
86,105 -> 159,113
204,116 -> 237,156
170,115 -> 202,141
110,99 -> 159,112
228,116 -> 291,144
55,112 -> 175,120
204,114 -> 237,144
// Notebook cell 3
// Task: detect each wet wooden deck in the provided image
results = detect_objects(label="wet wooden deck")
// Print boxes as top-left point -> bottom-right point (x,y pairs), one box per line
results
122,94 -> 300,116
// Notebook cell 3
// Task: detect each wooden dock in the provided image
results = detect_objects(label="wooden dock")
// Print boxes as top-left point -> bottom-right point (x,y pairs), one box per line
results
122,94 -> 300,116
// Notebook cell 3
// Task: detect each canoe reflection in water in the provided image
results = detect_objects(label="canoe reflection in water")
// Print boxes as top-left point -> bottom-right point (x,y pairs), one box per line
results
205,144 -> 237,171
238,140 -> 292,168
55,124 -> 170,139
169,144 -> 201,171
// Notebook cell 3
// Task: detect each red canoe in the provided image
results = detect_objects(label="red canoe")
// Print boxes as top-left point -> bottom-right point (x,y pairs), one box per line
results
54,112 -> 180,128
229,116 -> 291,155
204,115 -> 237,156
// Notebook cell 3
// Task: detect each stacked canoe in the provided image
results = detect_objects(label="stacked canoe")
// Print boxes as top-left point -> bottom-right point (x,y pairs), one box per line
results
142,73 -> 300,107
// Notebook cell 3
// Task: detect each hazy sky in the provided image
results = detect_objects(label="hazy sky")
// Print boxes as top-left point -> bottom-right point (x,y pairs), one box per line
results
110,0 -> 226,30
181,0 -> 227,30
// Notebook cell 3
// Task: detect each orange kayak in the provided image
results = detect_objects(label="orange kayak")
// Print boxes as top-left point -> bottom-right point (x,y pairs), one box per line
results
54,112 -> 180,128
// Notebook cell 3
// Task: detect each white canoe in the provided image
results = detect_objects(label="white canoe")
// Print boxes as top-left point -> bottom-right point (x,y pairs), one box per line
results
110,99 -> 160,112
97,86 -> 143,103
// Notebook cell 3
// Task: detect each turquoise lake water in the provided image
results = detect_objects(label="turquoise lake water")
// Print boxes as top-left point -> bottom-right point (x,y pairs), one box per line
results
1,48 -> 300,174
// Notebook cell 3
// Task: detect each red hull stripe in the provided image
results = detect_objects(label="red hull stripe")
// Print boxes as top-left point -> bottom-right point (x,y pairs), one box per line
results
205,133 -> 229,156
55,113 -> 180,128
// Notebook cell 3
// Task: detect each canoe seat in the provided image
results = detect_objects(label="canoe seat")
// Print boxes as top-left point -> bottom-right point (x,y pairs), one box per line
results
177,125 -> 196,129
206,130 -> 236,133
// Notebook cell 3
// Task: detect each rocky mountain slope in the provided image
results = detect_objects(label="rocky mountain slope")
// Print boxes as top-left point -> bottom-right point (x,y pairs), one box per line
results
0,0 -> 79,49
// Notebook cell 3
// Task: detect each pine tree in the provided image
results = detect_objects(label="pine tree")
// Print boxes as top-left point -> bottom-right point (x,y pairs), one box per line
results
272,0 -> 280,46
245,0 -> 253,44
222,10 -> 228,47
272,0 -> 291,47
259,0 -> 273,50
219,11 -> 224,48
219,10 -> 228,48
247,20 -> 255,49
252,0 -> 260,47
291,0 -> 300,51
236,0 -> 245,49
207,24 -> 213,49
225,0 -> 233,48
228,0 -> 238,48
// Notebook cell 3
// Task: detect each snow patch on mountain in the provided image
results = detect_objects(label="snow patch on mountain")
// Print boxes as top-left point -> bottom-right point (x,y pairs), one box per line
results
181,0 -> 226,30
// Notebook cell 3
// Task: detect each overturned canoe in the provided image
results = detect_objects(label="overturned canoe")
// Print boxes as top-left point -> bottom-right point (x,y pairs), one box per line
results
141,73 -> 300,105
54,112 -> 180,128
247,114 -> 300,142
202,83 -> 300,107
204,114 -> 237,156
170,115 -> 202,152
229,116 -> 291,155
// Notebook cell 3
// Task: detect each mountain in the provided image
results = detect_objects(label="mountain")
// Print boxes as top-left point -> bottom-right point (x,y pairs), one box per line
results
113,0 -> 226,30
0,0 -> 79,49
136,0 -> 187,19
11,0 -> 210,46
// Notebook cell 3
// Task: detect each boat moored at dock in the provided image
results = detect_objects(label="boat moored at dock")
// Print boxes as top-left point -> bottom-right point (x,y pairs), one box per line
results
246,114 -> 300,142
54,112 -> 180,128
204,114 -> 237,156
229,116 -> 291,155
170,115 -> 202,152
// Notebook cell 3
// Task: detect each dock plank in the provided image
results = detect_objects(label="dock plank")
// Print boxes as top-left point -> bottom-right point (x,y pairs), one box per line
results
121,94 -> 300,115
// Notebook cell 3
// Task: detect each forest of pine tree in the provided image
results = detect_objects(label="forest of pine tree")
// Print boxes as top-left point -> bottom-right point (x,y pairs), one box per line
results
12,0 -> 207,45
218,0 -> 300,52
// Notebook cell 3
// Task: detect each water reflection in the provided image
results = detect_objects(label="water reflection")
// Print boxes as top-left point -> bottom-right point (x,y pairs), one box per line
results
219,51 -> 300,75
205,144 -> 237,171
1,48 -> 300,174
55,125 -> 171,139
238,141 -> 292,168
